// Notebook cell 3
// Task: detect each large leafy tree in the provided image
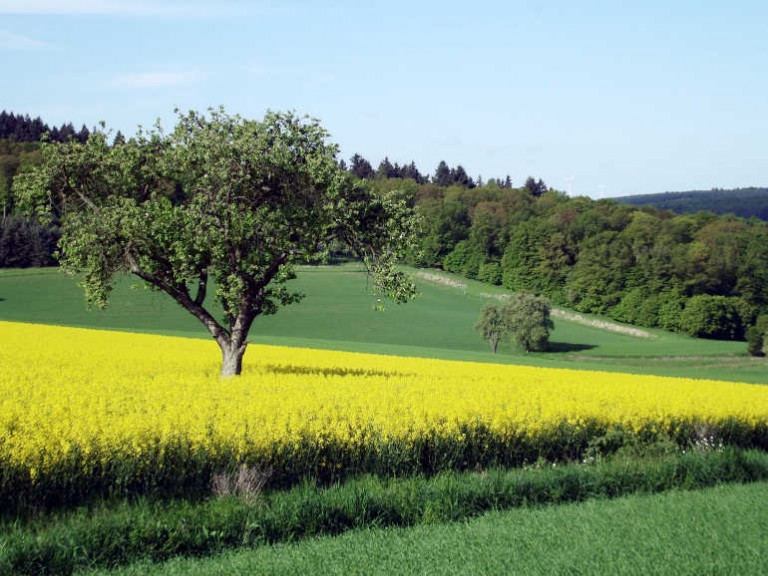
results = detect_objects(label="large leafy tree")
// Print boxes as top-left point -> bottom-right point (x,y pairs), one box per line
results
505,291 -> 554,352
14,108 -> 418,376
475,292 -> 554,354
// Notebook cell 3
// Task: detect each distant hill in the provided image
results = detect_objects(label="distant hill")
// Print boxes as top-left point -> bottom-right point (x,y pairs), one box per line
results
615,187 -> 768,221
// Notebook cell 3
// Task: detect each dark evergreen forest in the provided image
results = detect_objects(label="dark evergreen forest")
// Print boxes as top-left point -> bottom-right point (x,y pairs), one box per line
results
0,110 -> 91,144
617,188 -> 768,221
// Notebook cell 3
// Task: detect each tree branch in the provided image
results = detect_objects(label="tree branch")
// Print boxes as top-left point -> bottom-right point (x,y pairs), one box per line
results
252,251 -> 288,294
194,269 -> 208,306
126,254 -> 229,343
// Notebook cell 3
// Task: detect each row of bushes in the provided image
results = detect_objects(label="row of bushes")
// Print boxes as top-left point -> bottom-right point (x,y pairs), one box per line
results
610,290 -> 757,340
3,447 -> 768,575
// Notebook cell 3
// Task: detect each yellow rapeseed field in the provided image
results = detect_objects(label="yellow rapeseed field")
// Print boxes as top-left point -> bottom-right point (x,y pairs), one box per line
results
1,320 -> 767,501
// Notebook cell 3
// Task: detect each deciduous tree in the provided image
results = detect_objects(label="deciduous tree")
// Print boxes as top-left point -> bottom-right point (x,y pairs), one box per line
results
475,302 -> 510,354
475,292 -> 553,353
15,108 -> 419,376
504,291 -> 554,352
746,314 -> 768,357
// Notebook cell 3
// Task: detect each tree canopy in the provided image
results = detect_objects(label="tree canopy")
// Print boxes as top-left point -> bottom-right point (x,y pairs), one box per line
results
14,108 -> 419,376
475,302 -> 510,354
6,107 -> 768,345
504,292 -> 554,352
406,181 -> 768,341
475,292 -> 553,353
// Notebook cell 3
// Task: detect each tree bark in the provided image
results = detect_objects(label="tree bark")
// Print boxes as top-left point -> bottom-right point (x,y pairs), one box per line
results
220,338 -> 246,377
216,307 -> 254,377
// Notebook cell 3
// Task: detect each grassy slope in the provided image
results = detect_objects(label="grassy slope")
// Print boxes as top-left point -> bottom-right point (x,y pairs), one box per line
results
0,265 -> 764,383
85,482 -> 768,576
3,266 -> 766,574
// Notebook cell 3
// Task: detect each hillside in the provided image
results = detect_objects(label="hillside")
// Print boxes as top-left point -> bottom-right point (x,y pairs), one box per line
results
615,187 -> 768,220
1,265 -> 765,383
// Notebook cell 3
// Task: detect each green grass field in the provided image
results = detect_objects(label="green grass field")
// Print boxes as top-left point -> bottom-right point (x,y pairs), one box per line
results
83,482 -> 768,576
2,265 -> 767,574
1,265 -> 765,383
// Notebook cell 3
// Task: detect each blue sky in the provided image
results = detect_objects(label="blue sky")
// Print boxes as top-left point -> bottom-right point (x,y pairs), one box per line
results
2,0 -> 766,197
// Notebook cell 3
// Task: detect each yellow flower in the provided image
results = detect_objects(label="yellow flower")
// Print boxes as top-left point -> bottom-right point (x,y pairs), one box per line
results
1,320 -> 767,488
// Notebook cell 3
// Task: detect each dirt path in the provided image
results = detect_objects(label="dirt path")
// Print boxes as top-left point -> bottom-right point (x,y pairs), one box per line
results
414,270 -> 655,339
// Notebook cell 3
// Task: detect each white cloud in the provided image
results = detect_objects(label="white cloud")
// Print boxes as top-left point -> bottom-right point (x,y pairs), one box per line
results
0,0 -> 250,17
0,0 -> 147,14
111,71 -> 200,89
0,29 -> 52,49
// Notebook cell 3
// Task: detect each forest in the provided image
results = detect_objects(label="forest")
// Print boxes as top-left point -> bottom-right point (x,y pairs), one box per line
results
394,178 -> 768,341
618,187 -> 768,220
2,110 -> 767,343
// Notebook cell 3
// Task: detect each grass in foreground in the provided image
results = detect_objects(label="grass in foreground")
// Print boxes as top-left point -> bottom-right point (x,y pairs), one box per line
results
5,321 -> 768,513
0,265 -> 764,383
83,481 -> 768,576
4,448 -> 768,575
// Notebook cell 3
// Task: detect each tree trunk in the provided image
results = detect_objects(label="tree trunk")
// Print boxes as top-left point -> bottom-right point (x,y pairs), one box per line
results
126,265 -> 255,377
219,339 -> 247,377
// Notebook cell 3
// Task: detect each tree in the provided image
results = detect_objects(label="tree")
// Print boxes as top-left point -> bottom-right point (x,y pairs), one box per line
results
443,239 -> 483,278
0,153 -> 20,219
400,161 -> 425,184
505,291 -> 554,352
524,176 -> 547,197
349,153 -> 375,180
376,156 -> 396,179
0,215 -> 58,267
475,302 -> 511,354
15,108 -> 419,377
475,292 -> 553,354
746,314 -> 768,357
678,295 -> 751,340
450,165 -> 475,188
433,160 -> 452,187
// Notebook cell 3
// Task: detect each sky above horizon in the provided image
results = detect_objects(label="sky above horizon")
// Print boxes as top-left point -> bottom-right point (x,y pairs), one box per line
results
2,0 -> 766,198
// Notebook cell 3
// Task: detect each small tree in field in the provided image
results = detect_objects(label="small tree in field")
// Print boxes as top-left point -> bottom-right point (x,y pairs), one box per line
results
475,292 -> 553,354
14,108 -> 419,377
746,314 -> 768,357
475,302 -> 511,353
505,291 -> 554,352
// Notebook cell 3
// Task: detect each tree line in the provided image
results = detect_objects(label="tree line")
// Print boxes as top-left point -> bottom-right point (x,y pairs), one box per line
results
4,109 -> 768,348
1,111 -> 95,217
0,113 -> 520,268
371,178 -> 768,344
344,153 -> 517,190
617,187 -> 768,221
0,111 -> 91,144
0,111 -> 94,266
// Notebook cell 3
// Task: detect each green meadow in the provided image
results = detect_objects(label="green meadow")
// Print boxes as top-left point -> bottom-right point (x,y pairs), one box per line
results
2,264 -> 767,575
83,481 -> 768,576
0,264 -> 764,383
